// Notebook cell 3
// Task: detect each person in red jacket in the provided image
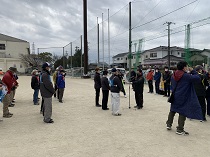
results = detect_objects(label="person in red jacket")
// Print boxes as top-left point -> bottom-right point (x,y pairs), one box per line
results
146,68 -> 154,93
2,67 -> 17,118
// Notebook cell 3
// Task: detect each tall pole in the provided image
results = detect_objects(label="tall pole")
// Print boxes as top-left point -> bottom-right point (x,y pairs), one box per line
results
128,2 -> 132,109
108,9 -> 110,66
81,35 -> 83,75
164,22 -> 175,69
83,0 -> 88,75
102,13 -> 104,70
97,17 -> 100,64
70,42 -> 73,68
63,47 -> 65,68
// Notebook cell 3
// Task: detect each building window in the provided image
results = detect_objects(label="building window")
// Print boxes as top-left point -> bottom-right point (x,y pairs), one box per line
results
117,58 -> 120,60
0,44 -> 6,50
145,55 -> 148,58
121,58 -> 123,60
20,64 -> 23,68
178,52 -> 180,55
126,57 -> 127,60
150,53 -> 157,58
14,64 -> 16,68
181,53 -> 185,57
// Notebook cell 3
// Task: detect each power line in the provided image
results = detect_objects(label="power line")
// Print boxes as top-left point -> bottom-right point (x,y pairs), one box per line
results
132,0 -> 198,29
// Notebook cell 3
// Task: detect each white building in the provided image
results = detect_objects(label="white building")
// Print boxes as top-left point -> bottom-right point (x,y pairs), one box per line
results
0,33 -> 30,73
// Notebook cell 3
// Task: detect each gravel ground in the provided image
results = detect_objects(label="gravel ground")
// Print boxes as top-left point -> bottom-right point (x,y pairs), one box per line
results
0,76 -> 210,157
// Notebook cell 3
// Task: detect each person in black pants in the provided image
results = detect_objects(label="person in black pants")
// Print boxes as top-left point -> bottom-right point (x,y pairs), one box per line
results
117,70 -> 127,97
94,67 -> 101,107
154,68 -> 161,94
162,67 -> 171,97
133,69 -> 144,109
101,70 -> 110,110
193,65 -> 209,121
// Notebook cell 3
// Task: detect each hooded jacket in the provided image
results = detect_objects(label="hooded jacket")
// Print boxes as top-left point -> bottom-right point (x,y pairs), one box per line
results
40,70 -> 55,98
170,70 -> 203,120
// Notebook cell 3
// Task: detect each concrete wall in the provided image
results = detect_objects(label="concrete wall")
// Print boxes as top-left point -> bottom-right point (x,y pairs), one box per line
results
0,40 -> 30,73
0,58 -> 26,73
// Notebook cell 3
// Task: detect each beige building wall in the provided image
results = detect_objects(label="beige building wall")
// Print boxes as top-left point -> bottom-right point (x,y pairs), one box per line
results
0,40 -> 30,73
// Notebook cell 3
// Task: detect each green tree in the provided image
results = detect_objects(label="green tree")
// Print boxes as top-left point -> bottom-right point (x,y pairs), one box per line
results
38,52 -> 53,63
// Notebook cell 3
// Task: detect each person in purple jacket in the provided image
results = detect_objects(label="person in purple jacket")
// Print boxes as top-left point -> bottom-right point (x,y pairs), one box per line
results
166,61 -> 202,135
57,70 -> 65,103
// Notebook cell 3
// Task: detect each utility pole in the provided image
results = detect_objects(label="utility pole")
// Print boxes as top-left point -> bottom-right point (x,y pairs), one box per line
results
97,17 -> 100,64
164,22 -> 175,69
108,9 -> 110,66
83,0 -> 88,75
102,13 -> 104,70
70,42 -> 73,68
62,47 -> 65,68
128,2 -> 132,109
81,35 -> 83,75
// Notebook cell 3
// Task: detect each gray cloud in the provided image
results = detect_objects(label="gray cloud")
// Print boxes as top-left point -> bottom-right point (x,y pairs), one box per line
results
0,0 -> 209,63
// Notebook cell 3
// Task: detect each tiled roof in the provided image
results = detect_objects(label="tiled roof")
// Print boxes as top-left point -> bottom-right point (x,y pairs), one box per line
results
113,52 -> 129,58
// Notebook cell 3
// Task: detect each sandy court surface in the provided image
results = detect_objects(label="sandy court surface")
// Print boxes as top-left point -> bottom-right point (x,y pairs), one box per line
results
0,76 -> 210,157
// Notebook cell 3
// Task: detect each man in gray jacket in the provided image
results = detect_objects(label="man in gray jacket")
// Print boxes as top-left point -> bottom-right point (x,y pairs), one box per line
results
40,62 -> 55,123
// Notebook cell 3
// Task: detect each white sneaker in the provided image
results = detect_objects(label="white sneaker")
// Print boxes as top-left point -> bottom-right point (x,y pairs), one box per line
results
124,95 -> 127,98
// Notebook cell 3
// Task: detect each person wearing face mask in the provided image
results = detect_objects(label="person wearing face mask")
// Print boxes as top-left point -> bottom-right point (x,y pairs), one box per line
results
57,70 -> 66,103
40,62 -> 55,123
31,69 -> 40,105
193,65 -> 209,122
132,69 -> 144,109
154,68 -> 161,94
166,61 -> 202,135
2,67 -> 17,118
162,67 -> 171,97
146,68 -> 154,93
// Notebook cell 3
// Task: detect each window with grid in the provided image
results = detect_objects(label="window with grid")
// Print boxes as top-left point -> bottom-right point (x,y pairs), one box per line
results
150,53 -> 157,58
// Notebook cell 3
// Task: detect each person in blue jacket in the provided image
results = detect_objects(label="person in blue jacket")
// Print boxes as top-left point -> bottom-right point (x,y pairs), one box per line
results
57,70 -> 65,103
166,61 -> 202,135
154,68 -> 161,94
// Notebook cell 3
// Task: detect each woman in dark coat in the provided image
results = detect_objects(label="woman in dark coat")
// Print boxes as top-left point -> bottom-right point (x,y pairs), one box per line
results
31,70 -> 40,105
166,61 -> 202,135
94,67 -> 101,107
133,69 -> 144,109
205,70 -> 210,116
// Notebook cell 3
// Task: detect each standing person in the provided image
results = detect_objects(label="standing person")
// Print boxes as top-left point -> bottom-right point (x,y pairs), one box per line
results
146,68 -> 154,93
10,73 -> 18,106
154,68 -> 161,94
31,69 -> 40,105
205,69 -> 210,116
57,70 -> 65,103
52,67 -> 59,98
110,68 -> 122,116
166,61 -> 202,135
101,70 -> 110,110
94,67 -> 102,107
133,69 -> 144,109
117,70 -> 127,98
193,65 -> 208,121
2,67 -> 17,118
163,67 -> 171,97
40,62 -> 55,123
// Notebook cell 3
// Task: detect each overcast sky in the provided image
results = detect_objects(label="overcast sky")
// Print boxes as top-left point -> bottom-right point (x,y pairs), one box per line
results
0,0 -> 210,63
